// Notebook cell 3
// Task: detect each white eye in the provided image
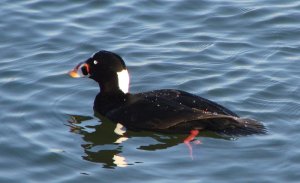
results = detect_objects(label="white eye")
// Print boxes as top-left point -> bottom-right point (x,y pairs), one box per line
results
93,60 -> 98,65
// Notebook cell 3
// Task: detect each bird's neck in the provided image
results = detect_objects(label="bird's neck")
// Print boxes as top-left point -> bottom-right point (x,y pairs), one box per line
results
98,82 -> 124,95
94,88 -> 128,115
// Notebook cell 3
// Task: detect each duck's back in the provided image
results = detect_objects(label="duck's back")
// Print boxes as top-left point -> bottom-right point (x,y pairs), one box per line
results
136,89 -> 238,116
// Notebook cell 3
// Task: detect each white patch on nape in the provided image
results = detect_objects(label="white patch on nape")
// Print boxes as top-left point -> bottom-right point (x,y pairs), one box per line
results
117,69 -> 130,93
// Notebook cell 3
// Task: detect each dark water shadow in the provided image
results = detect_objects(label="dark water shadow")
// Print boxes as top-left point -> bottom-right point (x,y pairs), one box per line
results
67,113 -> 231,169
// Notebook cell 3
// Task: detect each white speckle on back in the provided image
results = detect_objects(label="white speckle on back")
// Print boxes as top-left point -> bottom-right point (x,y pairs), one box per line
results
117,69 -> 130,93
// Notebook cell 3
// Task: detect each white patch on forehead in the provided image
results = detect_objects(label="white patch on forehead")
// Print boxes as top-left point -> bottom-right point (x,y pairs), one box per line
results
117,69 -> 130,93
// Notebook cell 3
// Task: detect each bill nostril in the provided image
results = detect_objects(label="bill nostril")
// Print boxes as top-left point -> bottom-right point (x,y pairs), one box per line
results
81,66 -> 88,75
69,62 -> 90,78
80,63 -> 90,76
82,63 -> 90,75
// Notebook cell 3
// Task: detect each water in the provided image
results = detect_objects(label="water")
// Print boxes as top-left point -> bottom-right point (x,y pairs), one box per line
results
1,0 -> 300,182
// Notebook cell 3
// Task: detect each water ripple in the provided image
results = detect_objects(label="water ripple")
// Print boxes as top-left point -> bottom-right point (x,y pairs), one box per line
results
1,0 -> 300,182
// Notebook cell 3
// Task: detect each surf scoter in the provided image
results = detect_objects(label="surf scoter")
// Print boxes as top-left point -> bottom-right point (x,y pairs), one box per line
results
69,50 -> 266,143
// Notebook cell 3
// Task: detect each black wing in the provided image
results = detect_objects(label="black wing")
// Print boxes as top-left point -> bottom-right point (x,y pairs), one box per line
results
106,90 -> 266,135
106,93 -> 208,132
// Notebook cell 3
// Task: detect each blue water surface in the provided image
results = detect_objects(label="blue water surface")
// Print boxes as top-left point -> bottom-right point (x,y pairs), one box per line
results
1,0 -> 300,182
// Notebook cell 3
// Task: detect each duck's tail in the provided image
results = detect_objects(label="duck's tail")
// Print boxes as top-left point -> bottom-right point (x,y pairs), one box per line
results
204,116 -> 267,136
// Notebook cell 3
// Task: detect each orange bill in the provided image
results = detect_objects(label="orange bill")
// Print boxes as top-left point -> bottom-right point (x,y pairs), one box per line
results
69,69 -> 80,78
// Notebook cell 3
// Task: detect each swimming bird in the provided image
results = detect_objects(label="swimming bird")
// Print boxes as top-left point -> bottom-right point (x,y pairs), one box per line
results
69,50 -> 266,144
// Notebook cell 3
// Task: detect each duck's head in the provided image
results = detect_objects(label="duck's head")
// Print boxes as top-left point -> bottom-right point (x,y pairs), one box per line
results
69,50 -> 130,94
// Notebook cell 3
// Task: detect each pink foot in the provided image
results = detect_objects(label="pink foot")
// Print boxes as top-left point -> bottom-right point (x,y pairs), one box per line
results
184,130 -> 199,143
184,130 -> 201,160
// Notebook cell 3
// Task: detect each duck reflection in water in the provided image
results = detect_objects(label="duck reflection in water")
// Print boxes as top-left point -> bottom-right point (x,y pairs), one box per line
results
67,113 -> 224,169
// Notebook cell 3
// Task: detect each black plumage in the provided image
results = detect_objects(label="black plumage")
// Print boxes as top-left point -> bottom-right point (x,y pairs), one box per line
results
70,50 -> 266,137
